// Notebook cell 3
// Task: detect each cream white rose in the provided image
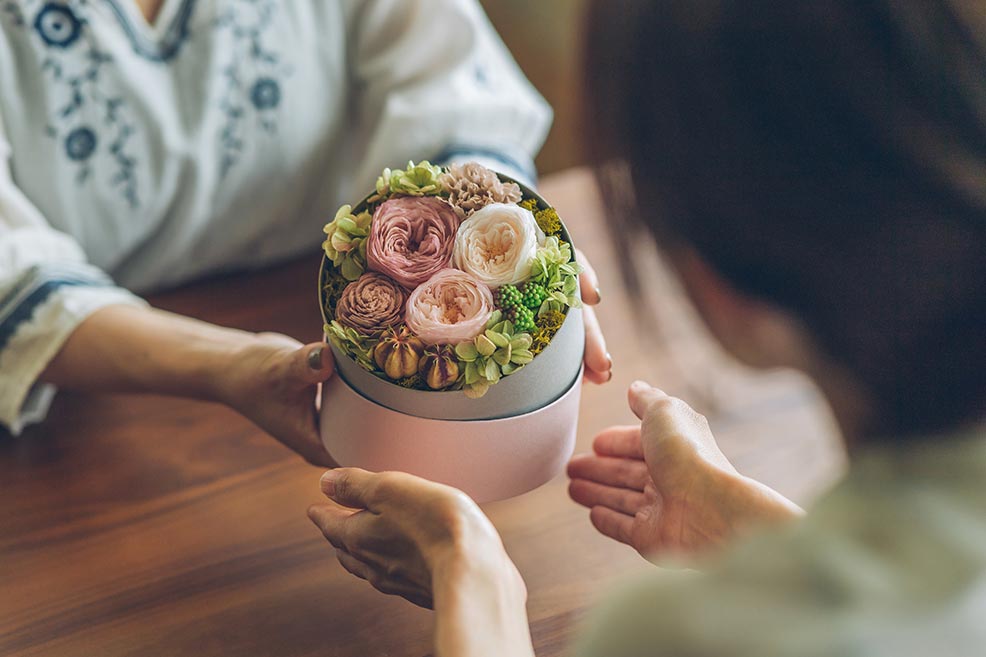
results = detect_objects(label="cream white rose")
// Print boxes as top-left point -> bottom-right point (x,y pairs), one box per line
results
451,203 -> 545,287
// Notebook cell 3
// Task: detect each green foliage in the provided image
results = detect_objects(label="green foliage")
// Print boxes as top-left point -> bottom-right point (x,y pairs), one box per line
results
324,321 -> 377,372
322,204 -> 372,281
454,311 -> 534,398
529,236 -> 583,316
494,284 -> 523,310
373,160 -> 444,199
322,270 -> 350,318
519,281 -> 547,310
530,310 -> 566,355
510,305 -> 535,333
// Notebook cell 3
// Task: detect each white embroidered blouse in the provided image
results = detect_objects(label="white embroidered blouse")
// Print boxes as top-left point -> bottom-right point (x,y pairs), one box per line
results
0,0 -> 551,432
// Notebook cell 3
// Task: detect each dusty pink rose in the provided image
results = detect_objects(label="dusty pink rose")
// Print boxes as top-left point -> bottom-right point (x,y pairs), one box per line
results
405,269 -> 494,344
366,196 -> 461,289
335,273 -> 407,335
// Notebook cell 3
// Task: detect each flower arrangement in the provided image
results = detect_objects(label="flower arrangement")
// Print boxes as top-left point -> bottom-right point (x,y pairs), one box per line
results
321,161 -> 582,398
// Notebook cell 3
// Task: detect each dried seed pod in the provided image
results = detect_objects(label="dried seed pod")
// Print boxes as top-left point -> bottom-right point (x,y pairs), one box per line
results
418,344 -> 460,390
374,326 -> 425,380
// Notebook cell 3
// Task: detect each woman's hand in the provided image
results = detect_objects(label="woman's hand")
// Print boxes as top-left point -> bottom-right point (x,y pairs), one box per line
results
568,381 -> 803,561
41,305 -> 336,466
220,333 -> 337,467
308,469 -> 535,657
577,250 -> 612,385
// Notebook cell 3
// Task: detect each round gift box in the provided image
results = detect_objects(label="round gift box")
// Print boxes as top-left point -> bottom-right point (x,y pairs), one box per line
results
319,366 -> 582,503
318,173 -> 584,501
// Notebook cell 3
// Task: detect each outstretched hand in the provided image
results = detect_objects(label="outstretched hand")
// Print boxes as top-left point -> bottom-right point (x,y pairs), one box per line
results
568,381 -> 803,561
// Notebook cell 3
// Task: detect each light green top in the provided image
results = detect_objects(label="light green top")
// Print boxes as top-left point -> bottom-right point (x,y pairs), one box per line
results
576,426 -> 986,657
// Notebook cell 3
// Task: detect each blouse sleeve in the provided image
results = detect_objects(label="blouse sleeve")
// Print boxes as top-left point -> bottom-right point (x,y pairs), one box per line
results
342,0 -> 552,190
0,114 -> 146,435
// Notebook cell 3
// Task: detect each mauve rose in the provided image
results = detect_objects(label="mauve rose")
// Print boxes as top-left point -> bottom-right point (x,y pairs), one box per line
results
405,269 -> 494,344
366,196 -> 461,289
451,203 -> 545,287
335,273 -> 407,335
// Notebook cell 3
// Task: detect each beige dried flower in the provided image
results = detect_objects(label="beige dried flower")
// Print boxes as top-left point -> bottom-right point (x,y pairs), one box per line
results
439,162 -> 522,217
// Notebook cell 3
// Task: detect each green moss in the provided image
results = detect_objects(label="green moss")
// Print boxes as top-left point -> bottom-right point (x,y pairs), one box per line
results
534,207 -> 562,236
518,197 -> 539,212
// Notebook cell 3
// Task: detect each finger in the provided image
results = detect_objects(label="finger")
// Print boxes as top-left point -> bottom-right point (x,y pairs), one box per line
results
569,479 -> 648,516
304,403 -> 339,468
576,249 -> 601,305
592,425 -> 645,459
307,502 -> 374,551
627,380 -> 672,422
287,426 -> 337,468
581,306 -> 612,385
589,506 -> 634,546
294,343 -> 336,386
567,453 -> 650,490
319,468 -> 387,511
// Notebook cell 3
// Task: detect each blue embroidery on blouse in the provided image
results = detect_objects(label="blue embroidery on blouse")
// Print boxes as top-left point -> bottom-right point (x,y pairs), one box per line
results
213,0 -> 291,177
34,2 -> 80,47
2,1 -> 142,207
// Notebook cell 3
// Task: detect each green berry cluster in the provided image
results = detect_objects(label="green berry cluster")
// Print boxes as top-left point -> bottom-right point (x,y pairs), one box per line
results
495,284 -> 523,310
510,305 -> 535,333
520,281 -> 547,310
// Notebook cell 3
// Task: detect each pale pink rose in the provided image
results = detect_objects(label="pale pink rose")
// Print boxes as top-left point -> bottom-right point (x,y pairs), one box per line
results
451,203 -> 545,287
366,196 -> 461,289
335,273 -> 407,335
405,269 -> 494,344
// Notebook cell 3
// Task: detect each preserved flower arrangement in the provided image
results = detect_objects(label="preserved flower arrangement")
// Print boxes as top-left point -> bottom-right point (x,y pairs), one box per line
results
316,161 -> 585,502
320,161 -> 583,399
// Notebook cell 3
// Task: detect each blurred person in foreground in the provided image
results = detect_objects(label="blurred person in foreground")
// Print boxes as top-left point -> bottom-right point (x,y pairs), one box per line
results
0,0 -> 610,459
308,1 -> 986,654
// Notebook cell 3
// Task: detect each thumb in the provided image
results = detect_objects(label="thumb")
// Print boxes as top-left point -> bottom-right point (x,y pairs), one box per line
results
628,380 -> 670,421
320,468 -> 381,511
293,342 -> 335,386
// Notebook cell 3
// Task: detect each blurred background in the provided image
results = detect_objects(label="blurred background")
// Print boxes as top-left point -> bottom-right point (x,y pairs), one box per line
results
480,0 -> 586,175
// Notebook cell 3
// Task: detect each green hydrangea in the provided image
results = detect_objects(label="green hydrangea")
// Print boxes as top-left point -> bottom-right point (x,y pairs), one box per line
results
325,321 -> 377,372
374,160 -> 444,199
529,236 -> 584,316
454,311 -> 534,398
323,204 -> 372,281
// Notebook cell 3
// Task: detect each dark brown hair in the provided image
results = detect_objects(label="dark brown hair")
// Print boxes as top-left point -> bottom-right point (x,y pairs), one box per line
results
584,0 -> 986,438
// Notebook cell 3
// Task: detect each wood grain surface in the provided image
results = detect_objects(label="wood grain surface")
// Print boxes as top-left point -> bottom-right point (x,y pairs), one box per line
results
0,170 -> 845,657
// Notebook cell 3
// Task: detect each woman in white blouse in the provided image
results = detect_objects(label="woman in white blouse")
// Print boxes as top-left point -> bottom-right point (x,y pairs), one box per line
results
0,0 -> 611,459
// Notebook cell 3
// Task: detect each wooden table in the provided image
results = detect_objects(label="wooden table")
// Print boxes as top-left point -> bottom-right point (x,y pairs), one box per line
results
0,170 -> 845,657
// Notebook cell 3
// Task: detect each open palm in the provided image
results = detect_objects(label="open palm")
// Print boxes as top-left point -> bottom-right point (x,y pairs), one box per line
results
568,382 -> 802,561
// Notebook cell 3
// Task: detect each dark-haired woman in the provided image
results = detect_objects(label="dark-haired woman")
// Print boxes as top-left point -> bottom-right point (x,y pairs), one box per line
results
308,0 -> 986,654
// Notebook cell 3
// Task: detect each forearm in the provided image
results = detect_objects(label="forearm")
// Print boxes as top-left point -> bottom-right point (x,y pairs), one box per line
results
39,304 -> 254,402
432,546 -> 535,657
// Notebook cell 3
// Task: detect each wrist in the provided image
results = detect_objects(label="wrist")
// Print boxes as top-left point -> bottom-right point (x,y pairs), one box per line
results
721,470 -> 804,528
431,529 -> 533,657
204,331 -> 270,406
